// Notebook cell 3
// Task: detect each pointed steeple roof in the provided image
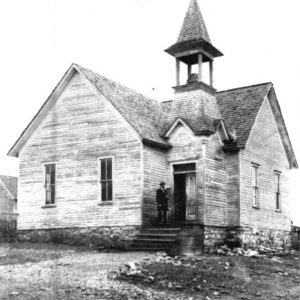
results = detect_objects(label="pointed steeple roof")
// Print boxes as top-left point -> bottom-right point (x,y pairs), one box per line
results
165,0 -> 222,60
177,0 -> 211,44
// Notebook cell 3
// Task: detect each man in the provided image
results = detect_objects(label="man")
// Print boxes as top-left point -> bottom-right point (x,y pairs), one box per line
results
156,181 -> 168,224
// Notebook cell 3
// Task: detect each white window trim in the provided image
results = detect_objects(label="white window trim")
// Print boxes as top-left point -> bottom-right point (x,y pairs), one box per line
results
97,156 -> 114,204
251,163 -> 259,209
41,161 -> 57,208
275,170 -> 281,212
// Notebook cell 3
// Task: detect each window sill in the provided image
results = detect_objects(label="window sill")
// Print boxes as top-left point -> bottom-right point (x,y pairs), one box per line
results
98,201 -> 113,206
252,205 -> 260,210
41,205 -> 56,209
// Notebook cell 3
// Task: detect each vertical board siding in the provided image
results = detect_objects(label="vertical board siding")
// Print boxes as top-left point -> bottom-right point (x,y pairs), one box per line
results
142,146 -> 167,224
204,134 -> 227,226
18,73 -> 142,230
240,98 -> 290,231
225,153 -> 240,226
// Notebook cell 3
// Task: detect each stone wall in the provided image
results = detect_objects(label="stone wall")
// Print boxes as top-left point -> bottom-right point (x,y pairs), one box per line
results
203,225 -> 227,251
17,225 -> 140,249
226,226 -> 291,249
203,225 -> 291,251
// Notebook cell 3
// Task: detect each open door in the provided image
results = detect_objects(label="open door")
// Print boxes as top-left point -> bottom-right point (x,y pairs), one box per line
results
185,173 -> 197,220
173,163 -> 197,222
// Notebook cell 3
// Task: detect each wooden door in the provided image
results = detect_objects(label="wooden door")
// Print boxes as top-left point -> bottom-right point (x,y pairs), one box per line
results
185,173 -> 197,220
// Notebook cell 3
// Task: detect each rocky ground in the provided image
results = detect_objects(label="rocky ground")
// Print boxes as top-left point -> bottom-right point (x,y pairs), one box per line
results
0,242 -> 299,300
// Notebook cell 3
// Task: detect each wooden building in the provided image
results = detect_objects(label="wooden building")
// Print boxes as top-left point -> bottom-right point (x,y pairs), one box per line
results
0,175 -> 18,238
8,0 -> 297,250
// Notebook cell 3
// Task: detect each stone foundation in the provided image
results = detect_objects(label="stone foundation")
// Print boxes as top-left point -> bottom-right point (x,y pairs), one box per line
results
203,225 -> 291,252
203,225 -> 227,251
232,227 -> 291,249
17,225 -> 141,249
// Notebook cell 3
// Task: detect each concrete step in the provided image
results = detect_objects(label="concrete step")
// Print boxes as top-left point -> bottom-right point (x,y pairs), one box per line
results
132,239 -> 176,245
140,228 -> 181,234
136,233 -> 178,239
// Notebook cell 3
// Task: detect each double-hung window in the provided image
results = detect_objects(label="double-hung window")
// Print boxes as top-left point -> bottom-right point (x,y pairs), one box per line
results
275,171 -> 281,211
44,163 -> 56,205
99,157 -> 113,202
252,164 -> 259,208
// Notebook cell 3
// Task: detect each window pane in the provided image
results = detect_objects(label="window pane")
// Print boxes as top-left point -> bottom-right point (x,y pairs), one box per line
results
101,159 -> 106,181
50,164 -> 55,184
51,186 -> 55,204
107,181 -> 112,201
252,166 -> 258,186
101,182 -> 107,201
107,158 -> 112,180
253,187 -> 259,206
46,191 -> 51,204
276,193 -> 280,210
45,165 -> 51,185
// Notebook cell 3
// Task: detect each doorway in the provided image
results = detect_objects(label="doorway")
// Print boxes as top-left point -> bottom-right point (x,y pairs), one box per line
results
173,163 -> 197,222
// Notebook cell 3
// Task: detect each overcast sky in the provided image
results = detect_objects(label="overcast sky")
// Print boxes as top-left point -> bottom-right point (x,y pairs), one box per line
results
0,0 -> 299,224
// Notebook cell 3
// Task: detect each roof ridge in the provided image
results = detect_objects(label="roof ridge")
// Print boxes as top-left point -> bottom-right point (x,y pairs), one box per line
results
217,82 -> 273,94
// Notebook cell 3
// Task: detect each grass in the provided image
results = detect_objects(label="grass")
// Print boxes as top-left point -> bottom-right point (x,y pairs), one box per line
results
118,254 -> 300,299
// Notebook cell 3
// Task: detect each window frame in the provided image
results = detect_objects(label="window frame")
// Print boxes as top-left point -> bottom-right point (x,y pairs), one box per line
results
42,162 -> 57,208
251,163 -> 259,208
275,171 -> 281,212
98,156 -> 114,204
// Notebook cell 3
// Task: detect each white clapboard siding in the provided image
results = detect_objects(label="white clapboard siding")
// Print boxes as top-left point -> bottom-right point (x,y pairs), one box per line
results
18,72 -> 142,230
240,98 -> 290,231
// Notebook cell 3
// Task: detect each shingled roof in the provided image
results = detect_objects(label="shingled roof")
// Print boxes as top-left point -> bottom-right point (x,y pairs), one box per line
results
8,62 -> 296,169
76,64 -> 169,148
161,90 -> 221,136
216,83 -> 272,148
177,0 -> 211,43
0,175 -> 18,199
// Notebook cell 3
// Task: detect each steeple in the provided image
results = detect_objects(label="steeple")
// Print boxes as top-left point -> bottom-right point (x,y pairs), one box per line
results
165,0 -> 223,89
177,0 -> 211,44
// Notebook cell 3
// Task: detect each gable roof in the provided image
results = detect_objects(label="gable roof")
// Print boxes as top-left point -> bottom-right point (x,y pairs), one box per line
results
217,82 -> 298,168
8,63 -> 297,169
8,63 -> 170,157
0,175 -> 18,199
177,0 -> 211,43
216,82 -> 272,148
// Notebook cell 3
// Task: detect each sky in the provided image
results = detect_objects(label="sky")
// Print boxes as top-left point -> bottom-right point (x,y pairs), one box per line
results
0,0 -> 299,224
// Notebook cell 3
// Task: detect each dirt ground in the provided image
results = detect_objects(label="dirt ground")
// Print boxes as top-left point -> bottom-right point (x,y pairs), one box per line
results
0,242 -> 299,300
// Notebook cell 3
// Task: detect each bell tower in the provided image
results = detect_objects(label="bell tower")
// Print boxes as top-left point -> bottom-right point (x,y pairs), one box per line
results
165,0 -> 223,88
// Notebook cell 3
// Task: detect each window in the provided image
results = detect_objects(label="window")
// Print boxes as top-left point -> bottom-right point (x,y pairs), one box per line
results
99,158 -> 113,201
44,163 -> 56,205
275,172 -> 281,211
252,164 -> 259,207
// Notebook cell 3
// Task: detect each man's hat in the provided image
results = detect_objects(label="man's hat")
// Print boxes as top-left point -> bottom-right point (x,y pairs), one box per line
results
160,181 -> 166,186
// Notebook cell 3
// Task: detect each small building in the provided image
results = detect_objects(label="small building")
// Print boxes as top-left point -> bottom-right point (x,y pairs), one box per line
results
0,175 -> 18,238
0,175 -> 18,217
8,0 -> 297,250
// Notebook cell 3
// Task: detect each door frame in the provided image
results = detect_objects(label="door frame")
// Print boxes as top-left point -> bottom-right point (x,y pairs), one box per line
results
170,160 -> 198,222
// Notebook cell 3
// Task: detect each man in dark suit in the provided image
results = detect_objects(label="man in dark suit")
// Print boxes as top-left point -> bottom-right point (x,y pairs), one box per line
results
156,181 -> 168,224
